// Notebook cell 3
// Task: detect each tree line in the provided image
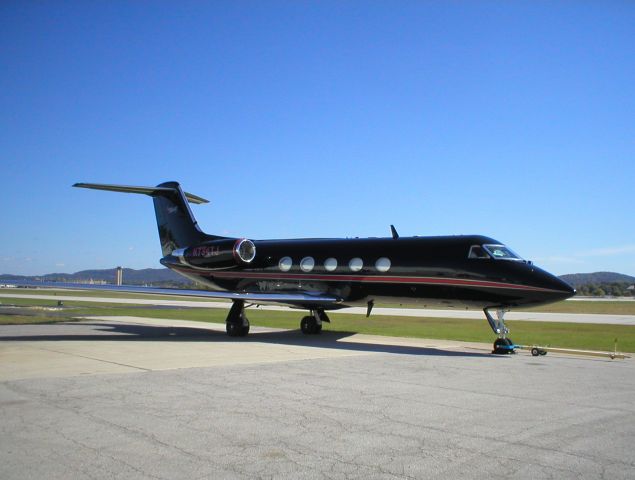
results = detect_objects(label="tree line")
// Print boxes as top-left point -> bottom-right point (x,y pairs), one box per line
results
575,282 -> 634,297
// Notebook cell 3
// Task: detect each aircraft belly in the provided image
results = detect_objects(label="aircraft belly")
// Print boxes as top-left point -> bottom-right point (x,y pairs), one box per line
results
362,283 -> 552,309
173,265 -> 566,310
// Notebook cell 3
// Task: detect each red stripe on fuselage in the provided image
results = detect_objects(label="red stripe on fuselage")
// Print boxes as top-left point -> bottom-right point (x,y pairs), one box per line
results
171,267 -> 562,293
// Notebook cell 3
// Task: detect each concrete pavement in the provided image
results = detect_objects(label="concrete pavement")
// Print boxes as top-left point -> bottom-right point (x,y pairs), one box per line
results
1,317 -> 634,479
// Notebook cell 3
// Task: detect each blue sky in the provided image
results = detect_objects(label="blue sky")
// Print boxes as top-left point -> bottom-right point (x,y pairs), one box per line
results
1,1 -> 634,276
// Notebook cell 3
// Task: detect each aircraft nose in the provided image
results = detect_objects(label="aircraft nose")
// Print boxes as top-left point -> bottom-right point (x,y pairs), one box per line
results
522,267 -> 577,307
554,276 -> 576,300
533,268 -> 576,302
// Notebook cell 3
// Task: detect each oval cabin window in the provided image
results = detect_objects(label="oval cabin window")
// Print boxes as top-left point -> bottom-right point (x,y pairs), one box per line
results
349,257 -> 363,272
375,257 -> 391,272
278,256 -> 292,272
300,256 -> 315,272
324,258 -> 338,272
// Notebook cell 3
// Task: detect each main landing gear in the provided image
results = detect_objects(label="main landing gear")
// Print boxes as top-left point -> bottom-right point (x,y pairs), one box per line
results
484,307 -> 515,355
300,309 -> 330,335
226,300 -> 250,337
225,302 -> 330,337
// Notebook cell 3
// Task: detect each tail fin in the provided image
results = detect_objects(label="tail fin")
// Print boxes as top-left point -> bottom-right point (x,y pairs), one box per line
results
73,181 -> 217,256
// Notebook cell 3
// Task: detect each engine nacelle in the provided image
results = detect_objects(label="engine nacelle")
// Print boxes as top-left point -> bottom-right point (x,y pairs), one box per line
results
172,238 -> 256,269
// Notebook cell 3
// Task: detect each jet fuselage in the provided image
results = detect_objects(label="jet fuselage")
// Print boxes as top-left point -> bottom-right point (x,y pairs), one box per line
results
161,234 -> 574,310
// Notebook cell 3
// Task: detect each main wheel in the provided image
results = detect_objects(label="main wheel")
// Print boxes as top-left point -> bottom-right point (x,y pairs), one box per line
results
531,347 -> 540,357
227,321 -> 250,337
227,322 -> 241,337
300,316 -> 318,334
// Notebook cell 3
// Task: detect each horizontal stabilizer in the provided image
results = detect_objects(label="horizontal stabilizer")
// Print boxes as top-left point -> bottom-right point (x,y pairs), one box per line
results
73,183 -> 209,204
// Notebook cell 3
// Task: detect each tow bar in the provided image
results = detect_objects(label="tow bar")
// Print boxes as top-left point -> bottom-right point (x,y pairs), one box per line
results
513,344 -> 630,359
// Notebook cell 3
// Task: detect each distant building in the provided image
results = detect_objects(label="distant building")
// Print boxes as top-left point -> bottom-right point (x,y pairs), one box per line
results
628,285 -> 634,297
116,266 -> 123,286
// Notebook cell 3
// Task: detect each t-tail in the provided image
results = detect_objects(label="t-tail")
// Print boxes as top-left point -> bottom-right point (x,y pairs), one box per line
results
73,182 -> 221,256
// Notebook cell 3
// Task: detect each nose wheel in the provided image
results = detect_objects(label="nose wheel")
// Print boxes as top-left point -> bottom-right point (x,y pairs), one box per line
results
484,307 -> 515,354
493,337 -> 515,354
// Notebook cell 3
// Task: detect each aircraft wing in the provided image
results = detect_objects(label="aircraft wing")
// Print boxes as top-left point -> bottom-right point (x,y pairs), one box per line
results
8,281 -> 343,309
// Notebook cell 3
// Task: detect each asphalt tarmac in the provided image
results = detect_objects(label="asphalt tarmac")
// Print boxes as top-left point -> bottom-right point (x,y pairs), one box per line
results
1,318 -> 634,479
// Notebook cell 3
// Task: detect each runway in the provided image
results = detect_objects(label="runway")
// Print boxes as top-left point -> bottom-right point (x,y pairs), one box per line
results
2,292 -> 635,325
1,317 -> 634,479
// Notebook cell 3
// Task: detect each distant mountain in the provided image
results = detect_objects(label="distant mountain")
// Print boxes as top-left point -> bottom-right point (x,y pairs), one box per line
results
559,272 -> 635,288
0,267 -> 190,286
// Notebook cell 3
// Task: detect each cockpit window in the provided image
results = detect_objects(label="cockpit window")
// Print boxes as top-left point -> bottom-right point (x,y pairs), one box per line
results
483,244 -> 523,261
468,245 -> 490,259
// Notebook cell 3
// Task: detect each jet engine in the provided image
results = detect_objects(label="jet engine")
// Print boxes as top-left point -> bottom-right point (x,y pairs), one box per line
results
172,238 -> 256,269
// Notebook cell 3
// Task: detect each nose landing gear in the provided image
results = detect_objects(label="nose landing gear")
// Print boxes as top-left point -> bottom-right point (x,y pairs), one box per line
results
484,307 -> 515,354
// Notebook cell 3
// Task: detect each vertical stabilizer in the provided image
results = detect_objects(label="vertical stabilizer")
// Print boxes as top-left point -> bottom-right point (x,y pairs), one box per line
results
152,181 -> 208,256
73,181 -> 217,256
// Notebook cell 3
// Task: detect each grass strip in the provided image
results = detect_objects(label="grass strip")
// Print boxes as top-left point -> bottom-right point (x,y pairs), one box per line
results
3,301 -> 633,353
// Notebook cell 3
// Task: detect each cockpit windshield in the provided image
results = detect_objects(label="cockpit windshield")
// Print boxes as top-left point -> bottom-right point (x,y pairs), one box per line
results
483,244 -> 523,261
468,245 -> 490,259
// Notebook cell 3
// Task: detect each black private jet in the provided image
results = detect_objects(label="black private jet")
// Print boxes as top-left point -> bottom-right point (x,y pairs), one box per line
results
68,181 -> 575,353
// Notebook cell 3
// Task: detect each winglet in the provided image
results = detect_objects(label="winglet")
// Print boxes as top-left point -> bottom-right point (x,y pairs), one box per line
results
390,224 -> 399,239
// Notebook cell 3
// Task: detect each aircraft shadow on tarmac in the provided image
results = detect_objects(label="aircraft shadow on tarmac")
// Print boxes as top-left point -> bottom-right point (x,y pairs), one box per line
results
0,321 -> 494,358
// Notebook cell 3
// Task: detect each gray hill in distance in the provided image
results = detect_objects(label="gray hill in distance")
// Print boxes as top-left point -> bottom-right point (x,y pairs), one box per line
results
559,272 -> 635,288
0,268 -> 189,286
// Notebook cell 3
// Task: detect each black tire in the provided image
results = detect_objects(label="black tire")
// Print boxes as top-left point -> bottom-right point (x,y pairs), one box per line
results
493,338 -> 514,354
227,322 -> 249,337
300,316 -> 311,334
301,316 -> 319,334
226,322 -> 240,337
315,323 -> 322,334
494,338 -> 508,348
531,347 -> 540,357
